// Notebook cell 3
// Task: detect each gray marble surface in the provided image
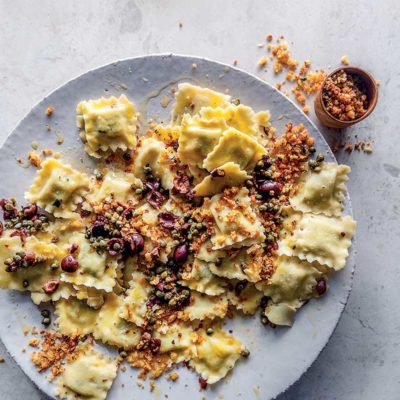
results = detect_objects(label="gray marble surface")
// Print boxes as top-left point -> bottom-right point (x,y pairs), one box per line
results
0,0 -> 398,399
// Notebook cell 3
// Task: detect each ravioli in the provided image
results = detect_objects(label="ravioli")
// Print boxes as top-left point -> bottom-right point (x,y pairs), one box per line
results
209,188 -> 265,249
26,159 -> 90,218
56,346 -> 117,400
199,105 -> 258,136
77,95 -> 138,158
172,83 -> 231,124
203,127 -> 267,171
190,328 -> 244,384
178,113 -> 228,168
278,213 -> 356,270
194,162 -> 250,197
290,163 -> 351,216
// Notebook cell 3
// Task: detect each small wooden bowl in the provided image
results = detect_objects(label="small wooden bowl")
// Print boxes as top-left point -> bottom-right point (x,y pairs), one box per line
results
314,66 -> 378,129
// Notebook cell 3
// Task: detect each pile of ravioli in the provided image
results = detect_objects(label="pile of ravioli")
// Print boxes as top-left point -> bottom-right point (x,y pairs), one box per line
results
0,83 -> 356,400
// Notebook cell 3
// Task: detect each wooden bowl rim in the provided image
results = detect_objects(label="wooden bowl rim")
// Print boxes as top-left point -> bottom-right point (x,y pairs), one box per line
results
319,66 -> 378,125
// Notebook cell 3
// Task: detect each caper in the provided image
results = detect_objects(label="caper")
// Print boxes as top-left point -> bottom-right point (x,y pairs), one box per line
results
34,219 -> 42,227
241,349 -> 250,357
309,146 -> 316,153
119,351 -> 128,358
160,271 -> 168,279
116,206 -> 124,213
316,153 -> 325,162
50,263 -> 59,271
160,242 -> 167,248
113,242 -> 121,251
156,291 -> 164,299
308,159 -> 318,169
169,298 -> 177,307
135,188 -> 143,195
14,223 -> 22,229
206,328 -> 214,335
266,234 -> 275,243
257,160 -> 265,168
261,317 -> 268,325
42,317 -> 51,326
259,205 -> 267,211
156,266 -> 165,274
246,179 -> 254,187
182,289 -> 190,297
39,216 -> 48,222
22,280 -> 29,288
41,309 -> 50,318
256,194 -> 263,200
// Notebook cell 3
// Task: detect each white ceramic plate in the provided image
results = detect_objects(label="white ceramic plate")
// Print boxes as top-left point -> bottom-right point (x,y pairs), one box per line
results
0,54 -> 355,400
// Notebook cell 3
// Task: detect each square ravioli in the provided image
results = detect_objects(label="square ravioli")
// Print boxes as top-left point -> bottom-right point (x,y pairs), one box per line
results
209,187 -> 265,249
278,213 -> 356,270
26,158 -> 90,218
55,346 -> 117,400
77,95 -> 137,158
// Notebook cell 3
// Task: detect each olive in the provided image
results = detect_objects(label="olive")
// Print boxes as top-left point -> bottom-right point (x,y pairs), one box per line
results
316,279 -> 327,295
61,255 -> 79,273
258,180 -> 283,197
173,244 -> 189,265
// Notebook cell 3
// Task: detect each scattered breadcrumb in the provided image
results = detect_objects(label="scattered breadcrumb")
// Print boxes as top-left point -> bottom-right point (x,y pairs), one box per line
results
341,55 -> 350,65
22,347 -> 26,353
191,63 -> 197,69
55,131 -> 64,145
42,148 -> 53,156
120,365 -> 127,372
258,55 -> 268,68
375,79 -> 381,87
167,372 -> 179,382
149,380 -> 156,392
266,34 -> 273,42
233,59 -> 238,66
46,124 -> 52,131
30,331 -> 81,378
303,106 -> 310,113
46,106 -> 54,117
28,152 -> 42,167
179,21 -> 183,28
0,357 -> 4,363
29,338 -> 40,348
332,138 -> 373,154
31,141 -> 39,150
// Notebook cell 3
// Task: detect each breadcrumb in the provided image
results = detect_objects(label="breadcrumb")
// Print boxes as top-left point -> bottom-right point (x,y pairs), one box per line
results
341,55 -> 350,65
233,59 -> 238,66
258,55 -> 268,68
167,372 -> 179,382
46,106 -> 54,117
28,152 -> 42,167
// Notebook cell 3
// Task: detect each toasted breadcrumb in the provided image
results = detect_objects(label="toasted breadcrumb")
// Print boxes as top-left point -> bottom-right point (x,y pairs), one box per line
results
29,338 -> 40,348
266,34 -> 273,42
28,152 -> 42,167
341,55 -> 350,65
167,372 -> 179,382
46,106 -> 54,116
30,331 -> 81,378
258,55 -> 268,68
233,59 -> 238,66
191,63 -> 197,70
0,357 -> 4,363
179,21 -> 183,28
